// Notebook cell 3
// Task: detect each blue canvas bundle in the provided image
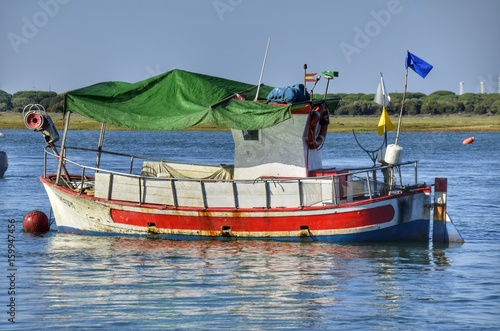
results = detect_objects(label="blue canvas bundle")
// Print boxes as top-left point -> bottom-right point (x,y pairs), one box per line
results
266,84 -> 310,103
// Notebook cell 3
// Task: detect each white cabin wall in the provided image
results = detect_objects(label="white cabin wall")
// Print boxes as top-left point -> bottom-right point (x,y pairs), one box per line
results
232,114 -> 321,179
306,147 -> 323,171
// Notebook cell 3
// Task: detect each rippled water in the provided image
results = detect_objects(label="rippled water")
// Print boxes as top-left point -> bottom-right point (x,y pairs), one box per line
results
1,129 -> 499,330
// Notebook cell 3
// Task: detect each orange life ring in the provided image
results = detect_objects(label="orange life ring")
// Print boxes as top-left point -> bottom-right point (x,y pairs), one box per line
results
307,104 -> 329,149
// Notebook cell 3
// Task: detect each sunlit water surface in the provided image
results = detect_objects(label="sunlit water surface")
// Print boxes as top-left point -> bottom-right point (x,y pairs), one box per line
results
1,130 -> 499,330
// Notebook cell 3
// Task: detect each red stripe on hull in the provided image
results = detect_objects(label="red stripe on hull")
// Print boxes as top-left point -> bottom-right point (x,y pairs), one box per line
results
110,205 -> 395,232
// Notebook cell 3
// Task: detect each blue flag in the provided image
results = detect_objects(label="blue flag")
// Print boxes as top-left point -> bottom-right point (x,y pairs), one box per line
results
406,51 -> 433,78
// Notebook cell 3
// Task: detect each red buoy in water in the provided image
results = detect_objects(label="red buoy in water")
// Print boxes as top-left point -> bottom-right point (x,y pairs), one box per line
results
462,136 -> 475,145
23,210 -> 50,233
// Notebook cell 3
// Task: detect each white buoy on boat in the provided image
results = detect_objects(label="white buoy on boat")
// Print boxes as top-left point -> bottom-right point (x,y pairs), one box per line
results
384,144 -> 403,165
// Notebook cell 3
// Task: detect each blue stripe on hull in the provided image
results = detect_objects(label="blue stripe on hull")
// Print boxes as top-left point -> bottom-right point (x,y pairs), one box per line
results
56,218 -> 430,242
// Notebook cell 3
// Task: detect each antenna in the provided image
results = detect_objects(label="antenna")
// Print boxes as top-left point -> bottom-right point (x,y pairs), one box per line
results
254,37 -> 271,101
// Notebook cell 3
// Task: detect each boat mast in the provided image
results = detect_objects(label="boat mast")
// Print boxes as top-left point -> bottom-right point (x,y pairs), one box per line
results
254,37 -> 271,101
55,111 -> 72,187
303,63 -> 307,96
395,58 -> 409,145
380,72 -> 388,148
96,123 -> 106,171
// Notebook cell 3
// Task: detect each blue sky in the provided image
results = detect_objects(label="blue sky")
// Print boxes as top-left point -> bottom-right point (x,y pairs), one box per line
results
1,0 -> 499,96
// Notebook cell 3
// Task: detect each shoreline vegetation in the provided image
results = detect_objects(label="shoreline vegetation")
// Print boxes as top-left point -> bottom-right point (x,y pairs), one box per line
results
1,89 -> 498,132
0,112 -> 498,132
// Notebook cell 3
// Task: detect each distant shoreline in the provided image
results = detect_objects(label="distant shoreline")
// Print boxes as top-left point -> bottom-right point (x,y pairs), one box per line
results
1,112 -> 498,132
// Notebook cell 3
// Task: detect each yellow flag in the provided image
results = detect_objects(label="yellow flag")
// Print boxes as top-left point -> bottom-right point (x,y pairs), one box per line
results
377,107 -> 395,136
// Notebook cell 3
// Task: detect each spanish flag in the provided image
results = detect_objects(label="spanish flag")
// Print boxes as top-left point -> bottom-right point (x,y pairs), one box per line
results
305,73 -> 317,82
377,107 -> 395,136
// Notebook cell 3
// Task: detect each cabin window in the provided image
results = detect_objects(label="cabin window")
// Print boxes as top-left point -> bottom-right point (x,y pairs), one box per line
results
242,130 -> 259,141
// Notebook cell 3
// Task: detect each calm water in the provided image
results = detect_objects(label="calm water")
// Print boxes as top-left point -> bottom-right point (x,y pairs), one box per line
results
1,129 -> 499,330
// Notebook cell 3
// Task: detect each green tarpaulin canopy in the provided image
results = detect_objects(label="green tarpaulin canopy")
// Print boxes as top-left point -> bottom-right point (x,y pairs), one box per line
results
64,69 -> 292,130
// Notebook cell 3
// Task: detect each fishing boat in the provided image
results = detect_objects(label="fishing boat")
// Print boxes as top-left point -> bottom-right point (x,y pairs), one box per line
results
0,151 -> 7,178
0,131 -> 6,178
24,69 -> 463,242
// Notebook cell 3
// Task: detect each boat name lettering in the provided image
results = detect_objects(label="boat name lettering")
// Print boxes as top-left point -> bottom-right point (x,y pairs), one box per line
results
58,196 -> 75,209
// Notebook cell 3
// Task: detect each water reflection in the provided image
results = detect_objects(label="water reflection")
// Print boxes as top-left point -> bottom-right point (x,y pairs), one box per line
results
15,234 -> 457,329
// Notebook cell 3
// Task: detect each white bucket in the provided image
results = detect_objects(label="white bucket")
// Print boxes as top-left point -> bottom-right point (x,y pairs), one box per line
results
384,144 -> 403,165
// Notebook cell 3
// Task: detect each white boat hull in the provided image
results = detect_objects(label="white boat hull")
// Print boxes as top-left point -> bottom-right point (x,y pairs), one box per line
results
43,175 -> 432,242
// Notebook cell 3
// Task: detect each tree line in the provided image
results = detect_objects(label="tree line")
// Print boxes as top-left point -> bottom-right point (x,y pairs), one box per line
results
1,89 -> 499,116
0,90 -> 64,113
332,91 -> 499,116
